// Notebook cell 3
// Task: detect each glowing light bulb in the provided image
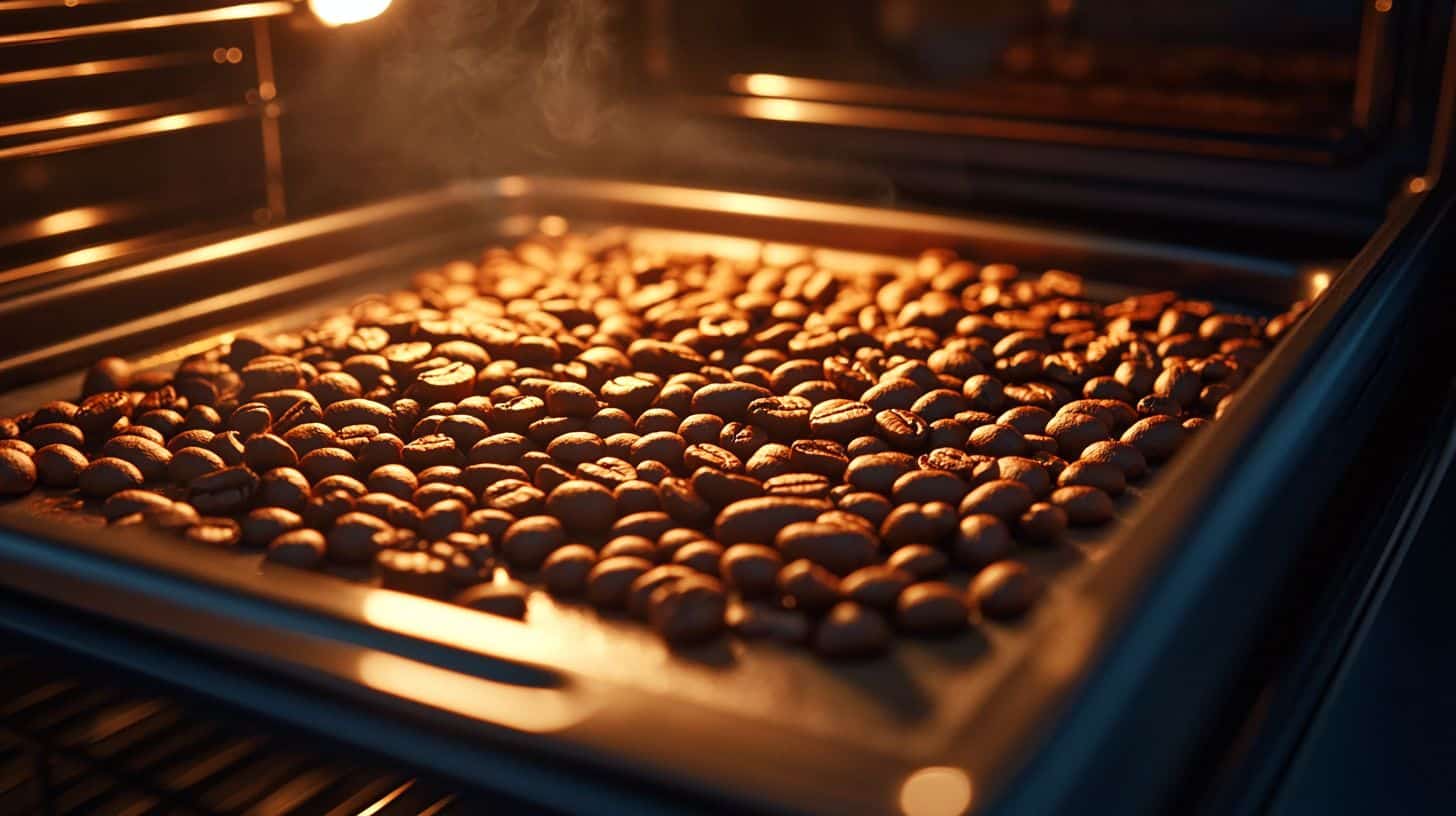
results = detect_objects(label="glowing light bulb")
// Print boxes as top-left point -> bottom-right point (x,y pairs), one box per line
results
309,0 -> 391,27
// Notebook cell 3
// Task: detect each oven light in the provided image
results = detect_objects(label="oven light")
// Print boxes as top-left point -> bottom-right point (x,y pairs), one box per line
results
309,0 -> 391,27
899,766 -> 973,816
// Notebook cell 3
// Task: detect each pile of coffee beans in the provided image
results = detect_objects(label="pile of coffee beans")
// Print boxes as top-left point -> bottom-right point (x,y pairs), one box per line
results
0,232 -> 1307,659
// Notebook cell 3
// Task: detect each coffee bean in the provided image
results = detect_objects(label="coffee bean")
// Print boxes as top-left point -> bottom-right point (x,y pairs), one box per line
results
265,528 -> 326,567
646,574 -> 726,645
102,489 -> 172,520
258,467 -> 311,510
1078,439 -> 1148,480
874,409 -> 928,450
744,443 -> 793,480
24,423 -> 85,451
78,457 -> 144,498
73,392 -> 132,438
32,444 -> 87,488
808,399 -> 873,441
544,479 -> 616,533
775,521 -> 878,576
897,582 -> 970,635
842,565 -> 912,609
880,502 -> 957,549
455,579 -> 530,619
626,564 -> 697,618
814,602 -> 890,658
1121,415 -> 1187,462
98,435 -> 170,483
716,543 -> 781,597
845,452 -> 915,495
377,549 -> 450,598
726,601 -> 811,644
1050,485 -> 1115,525
186,517 -> 242,548
586,555 -> 654,609
327,512 -> 389,563
241,507 -> 303,548
959,479 -> 1035,521
501,515 -> 566,568
996,456 -> 1052,497
0,439 -> 34,456
83,357 -> 132,396
133,410 -> 186,438
969,561 -> 1044,620
891,469 -> 969,505
1059,460 -> 1126,496
777,558 -> 841,613
714,496 -> 827,545
1017,502 -> 1067,545
542,543 -> 596,595
954,513 -> 1014,569
968,423 -> 1027,457
144,501 -> 199,530
886,544 -> 948,580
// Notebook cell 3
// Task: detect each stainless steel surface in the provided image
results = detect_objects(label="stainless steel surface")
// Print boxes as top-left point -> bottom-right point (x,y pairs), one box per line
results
0,177 -> 1311,814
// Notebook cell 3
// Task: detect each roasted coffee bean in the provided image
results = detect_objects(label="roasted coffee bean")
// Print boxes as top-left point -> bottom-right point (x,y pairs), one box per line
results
32,444 -> 87,488
144,501 -> 200,530
24,423 -> 85,451
726,601 -> 811,644
500,515 -> 566,568
102,489 -> 172,520
258,467 -> 311,510
959,479 -> 1035,521
1044,412 -> 1111,459
228,402 -> 273,437
996,456 -> 1052,497
814,602 -> 891,659
880,501 -> 957,549
881,547 -> 944,582
897,582 -> 970,635
167,429 -> 215,453
601,534 -> 656,561
326,512 -> 389,563
208,430 -> 248,465
837,491 -> 893,528
1059,460 -> 1127,496
717,543 -> 781,597
241,507 -> 303,548
83,357 -> 132,396
649,574 -> 727,644
845,451 -> 915,495
1121,415 -> 1187,462
586,555 -> 654,609
419,498 -> 468,540
298,447 -> 357,483
131,412 -> 186,438
0,439 -> 34,456
629,432 -> 685,469
891,469 -> 969,505
94,435 -> 169,483
954,513 -> 1015,569
73,392 -> 132,438
1050,485 -> 1115,525
842,565 -> 912,610
1079,439 -> 1148,480
376,549 -> 450,598
690,382 -> 770,422
455,580 -> 529,619
544,479 -> 616,534
808,399 -> 873,441
78,457 -> 144,498
1018,502 -> 1067,545
682,442 -> 742,474
187,465 -> 257,515
874,409 -> 928,450
186,517 -> 242,548
402,434 -> 463,470
542,543 -> 597,595
634,408 -> 680,436
967,423 -> 1026,458
969,561 -> 1044,620
714,496 -> 827,545
778,559 -> 841,613
775,521 -> 878,576
742,443 -> 791,480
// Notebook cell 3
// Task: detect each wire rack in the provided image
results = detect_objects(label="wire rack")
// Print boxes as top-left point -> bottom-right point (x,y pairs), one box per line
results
0,651 -> 516,816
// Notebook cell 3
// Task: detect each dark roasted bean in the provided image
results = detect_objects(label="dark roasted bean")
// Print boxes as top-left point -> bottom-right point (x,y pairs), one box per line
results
545,479 -> 617,534
778,558 -> 841,613
1050,485 -> 1115,525
102,489 -> 172,521
727,601 -> 811,643
814,602 -> 890,658
542,544 -> 597,595
1018,502 -> 1067,545
186,517 -> 242,548
586,555 -> 654,609
32,444 -> 87,488
969,561 -> 1044,620
649,574 -> 727,644
897,582 -> 969,635
1121,415 -> 1187,462
842,565 -> 912,610
78,457 -> 144,498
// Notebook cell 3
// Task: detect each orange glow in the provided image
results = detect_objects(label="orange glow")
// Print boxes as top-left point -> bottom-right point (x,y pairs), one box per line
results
1307,269 -> 1333,298
1375,0 -> 1393,12
1407,176 -> 1428,194
899,767 -> 973,816
309,0 -> 390,26
354,651 -> 586,733
739,73 -> 792,97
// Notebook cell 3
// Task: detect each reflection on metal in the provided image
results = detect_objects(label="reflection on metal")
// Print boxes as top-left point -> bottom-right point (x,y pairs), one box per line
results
309,0 -> 391,27
0,0 -> 122,8
0,104 -> 259,161
691,95 -> 1336,164
1307,269 -> 1334,298
899,767 -> 973,816
252,19 -> 286,222
1407,176 -> 1429,194
0,99 -> 197,141
0,53 -> 210,87
0,226 -> 202,288
0,204 -> 120,246
0,2 -> 295,47
354,650 -> 585,733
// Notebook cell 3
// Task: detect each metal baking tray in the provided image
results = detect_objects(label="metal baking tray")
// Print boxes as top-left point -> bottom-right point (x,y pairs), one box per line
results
0,177 -> 1426,815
